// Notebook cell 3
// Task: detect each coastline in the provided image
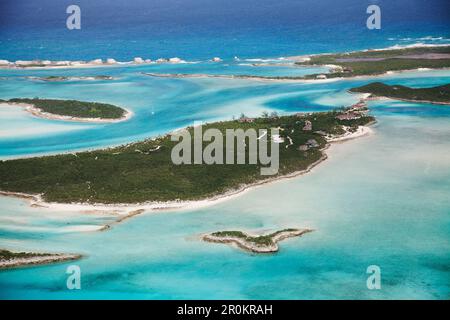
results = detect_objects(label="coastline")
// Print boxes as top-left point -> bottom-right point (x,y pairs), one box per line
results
0,102 -> 133,123
326,124 -> 374,142
0,123 -> 374,217
0,253 -> 82,269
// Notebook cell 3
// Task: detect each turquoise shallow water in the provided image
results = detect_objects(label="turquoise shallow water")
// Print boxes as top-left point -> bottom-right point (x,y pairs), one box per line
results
0,62 -> 449,299
0,62 -> 330,158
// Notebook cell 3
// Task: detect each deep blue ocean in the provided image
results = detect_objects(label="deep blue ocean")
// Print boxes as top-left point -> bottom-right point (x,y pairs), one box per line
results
1,0 -> 449,61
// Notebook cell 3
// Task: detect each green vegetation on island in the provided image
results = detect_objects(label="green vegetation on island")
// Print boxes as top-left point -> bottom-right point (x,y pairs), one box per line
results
0,249 -> 50,260
0,109 -> 374,204
210,229 -> 299,246
204,228 -> 313,253
350,82 -> 450,104
0,249 -> 81,269
0,98 -> 127,119
296,45 -> 450,79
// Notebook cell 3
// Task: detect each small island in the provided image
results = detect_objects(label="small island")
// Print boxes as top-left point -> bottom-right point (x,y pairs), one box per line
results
203,228 -> 313,253
0,105 -> 374,205
0,98 -> 131,122
0,249 -> 81,269
349,82 -> 450,105
28,75 -> 115,82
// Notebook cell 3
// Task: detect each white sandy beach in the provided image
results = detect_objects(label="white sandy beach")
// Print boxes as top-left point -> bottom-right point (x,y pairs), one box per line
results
327,125 -> 374,142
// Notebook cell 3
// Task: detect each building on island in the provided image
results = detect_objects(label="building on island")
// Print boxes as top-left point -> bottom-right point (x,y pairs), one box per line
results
298,139 -> 319,151
306,139 -> 319,148
302,120 -> 312,131
272,134 -> 285,144
238,117 -> 255,123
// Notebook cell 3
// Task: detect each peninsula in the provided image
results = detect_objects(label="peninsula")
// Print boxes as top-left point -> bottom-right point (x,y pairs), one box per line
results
0,104 -> 374,205
0,98 -> 131,122
203,228 -> 313,253
296,45 -> 450,79
0,249 -> 81,269
349,82 -> 450,105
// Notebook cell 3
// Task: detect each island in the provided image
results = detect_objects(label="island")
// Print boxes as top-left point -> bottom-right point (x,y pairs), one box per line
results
0,98 -> 131,122
296,45 -> 450,79
0,249 -> 81,269
28,75 -> 115,82
349,82 -> 450,105
202,228 -> 313,253
0,104 -> 374,205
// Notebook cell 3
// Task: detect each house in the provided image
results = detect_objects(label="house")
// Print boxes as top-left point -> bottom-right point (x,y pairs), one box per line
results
316,74 -> 327,80
302,120 -> 312,131
306,139 -> 319,148
238,117 -> 255,123
272,134 -> 285,144
349,100 -> 367,110
299,139 -> 319,151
